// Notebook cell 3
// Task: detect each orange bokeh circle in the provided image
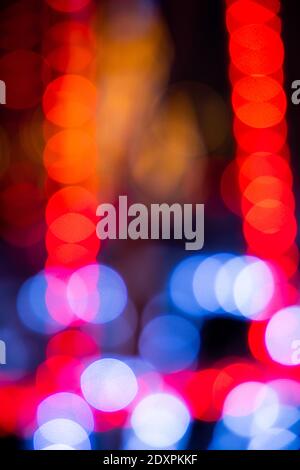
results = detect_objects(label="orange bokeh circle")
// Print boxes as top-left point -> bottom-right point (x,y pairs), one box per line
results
43,129 -> 97,184
43,75 -> 97,128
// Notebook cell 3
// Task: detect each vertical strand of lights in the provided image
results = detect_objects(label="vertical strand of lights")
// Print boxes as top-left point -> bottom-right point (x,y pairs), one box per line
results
225,0 -> 299,360
226,0 -> 298,273
33,0 -> 101,449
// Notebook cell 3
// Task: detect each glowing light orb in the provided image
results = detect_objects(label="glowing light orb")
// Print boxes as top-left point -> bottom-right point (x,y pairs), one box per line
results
234,121 -> 287,154
223,382 -> 279,437
67,264 -> 128,323
43,75 -> 97,127
44,21 -> 93,73
232,76 -> 286,128
248,428 -> 299,450
215,256 -> 248,315
239,152 -> 292,191
37,393 -> 94,433
193,254 -> 232,312
34,418 -> 91,450
46,186 -> 97,226
233,258 -> 274,319
17,272 -> 64,334
43,129 -> 97,185
45,271 -> 75,326
230,24 -> 284,75
244,200 -> 297,256
46,329 -> 99,359
169,256 -> 204,316
81,358 -> 138,412
241,176 -> 294,215
265,306 -> 300,365
139,315 -> 200,373
131,393 -> 190,448
226,1 -> 279,34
